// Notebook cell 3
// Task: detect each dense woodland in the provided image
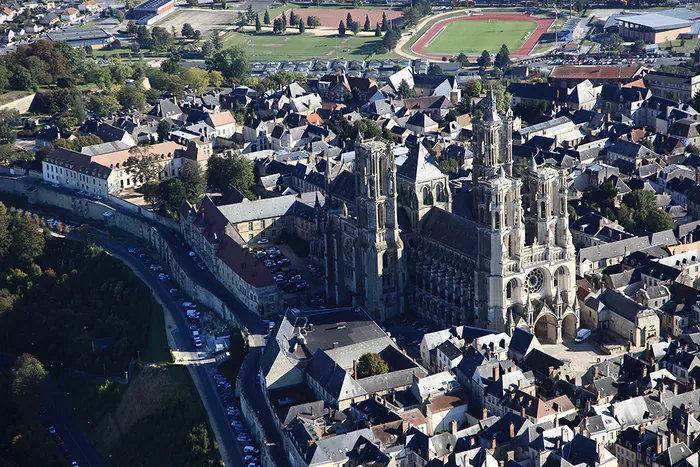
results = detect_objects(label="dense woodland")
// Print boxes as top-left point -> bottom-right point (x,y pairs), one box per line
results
0,202 -> 219,466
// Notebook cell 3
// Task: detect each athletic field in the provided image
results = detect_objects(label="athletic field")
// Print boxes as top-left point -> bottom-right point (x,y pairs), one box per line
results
424,19 -> 536,55
412,13 -> 554,58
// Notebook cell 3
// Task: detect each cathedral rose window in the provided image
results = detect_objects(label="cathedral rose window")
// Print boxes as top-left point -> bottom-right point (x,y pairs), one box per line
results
524,269 -> 544,294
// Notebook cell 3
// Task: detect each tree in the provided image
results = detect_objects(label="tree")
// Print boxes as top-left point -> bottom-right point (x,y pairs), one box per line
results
364,14 -> 371,32
206,153 -> 255,199
382,27 -> 401,50
338,20 -> 346,36
632,40 -> 646,54
181,159 -> 205,203
208,70 -> 224,87
141,181 -> 160,209
211,32 -> 223,52
182,22 -> 195,38
116,85 -> 147,110
623,189 -> 657,212
299,19 -> 305,33
464,79 -> 482,98
307,16 -> 321,27
350,20 -> 360,35
124,146 -> 162,184
264,9 -> 270,25
126,20 -> 138,35
89,94 -> 121,117
645,209 -> 675,233
375,24 -> 381,37
603,33 -> 623,52
289,10 -> 297,26
397,79 -> 415,98
157,179 -> 187,218
117,10 -> 126,23
161,53 -> 184,75
206,46 -> 250,83
477,50 -> 492,68
8,215 -> 45,268
347,12 -> 354,29
183,67 -> 210,91
11,354 -> 46,409
440,158 -> 460,174
356,353 -> 388,378
428,63 -> 443,75
494,44 -> 510,69
255,14 -> 261,32
457,52 -> 469,66
0,109 -> 20,144
381,12 -> 388,31
354,119 -> 382,139
157,119 -> 172,142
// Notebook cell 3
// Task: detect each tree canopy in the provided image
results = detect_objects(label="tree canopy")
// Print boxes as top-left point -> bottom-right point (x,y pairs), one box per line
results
356,353 -> 389,378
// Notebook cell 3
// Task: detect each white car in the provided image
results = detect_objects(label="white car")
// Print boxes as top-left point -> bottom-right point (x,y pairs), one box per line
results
575,328 -> 592,343
257,238 -> 270,244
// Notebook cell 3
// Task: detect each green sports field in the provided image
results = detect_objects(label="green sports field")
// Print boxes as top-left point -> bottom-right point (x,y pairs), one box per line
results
422,19 -> 537,55
223,31 -> 397,61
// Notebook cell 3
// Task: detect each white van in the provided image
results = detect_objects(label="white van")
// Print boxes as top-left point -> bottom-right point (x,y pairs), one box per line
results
575,328 -> 592,343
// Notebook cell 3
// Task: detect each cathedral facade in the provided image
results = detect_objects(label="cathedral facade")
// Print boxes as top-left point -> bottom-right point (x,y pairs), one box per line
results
471,94 -> 579,342
323,97 -> 579,342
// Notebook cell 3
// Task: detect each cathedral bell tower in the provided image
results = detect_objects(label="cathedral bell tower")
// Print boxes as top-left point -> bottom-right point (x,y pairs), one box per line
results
354,138 -> 405,321
472,92 -> 578,341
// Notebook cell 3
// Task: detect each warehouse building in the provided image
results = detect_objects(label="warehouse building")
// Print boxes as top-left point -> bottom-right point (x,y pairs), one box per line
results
46,28 -> 113,48
614,8 -> 700,44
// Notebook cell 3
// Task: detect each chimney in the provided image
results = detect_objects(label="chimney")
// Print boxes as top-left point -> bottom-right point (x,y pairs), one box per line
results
507,450 -> 515,462
611,404 -> 617,418
451,419 -> 458,436
491,435 -> 497,451
593,366 -> 599,379
493,365 -> 500,381
642,366 -> 648,378
691,378 -> 697,390
585,400 -> 591,413
640,426 -> 646,434
482,407 -> 489,420
660,382 -> 665,403
521,405 -> 526,419
353,360 -> 357,379
656,433 -> 661,454
509,422 -> 515,439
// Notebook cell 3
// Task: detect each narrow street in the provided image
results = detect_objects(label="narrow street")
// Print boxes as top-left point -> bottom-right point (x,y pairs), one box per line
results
95,236 -> 247,467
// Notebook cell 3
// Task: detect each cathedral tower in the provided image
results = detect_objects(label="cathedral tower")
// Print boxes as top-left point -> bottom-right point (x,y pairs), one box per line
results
354,139 -> 405,321
472,94 -> 578,342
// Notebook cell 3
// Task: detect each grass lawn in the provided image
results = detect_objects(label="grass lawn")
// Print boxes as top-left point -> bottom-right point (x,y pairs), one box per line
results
223,30 -> 395,60
423,19 -> 538,55
0,90 -> 32,106
141,304 -> 173,363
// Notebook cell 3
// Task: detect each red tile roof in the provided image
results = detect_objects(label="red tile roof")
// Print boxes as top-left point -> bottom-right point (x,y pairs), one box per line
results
550,65 -> 642,80
193,197 -> 275,288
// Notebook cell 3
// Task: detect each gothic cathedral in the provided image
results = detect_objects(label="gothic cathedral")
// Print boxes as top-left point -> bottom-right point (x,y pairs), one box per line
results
472,92 -> 579,342
323,95 -> 579,343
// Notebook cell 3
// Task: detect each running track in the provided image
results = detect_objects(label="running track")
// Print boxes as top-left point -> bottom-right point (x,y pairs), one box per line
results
411,13 -> 555,59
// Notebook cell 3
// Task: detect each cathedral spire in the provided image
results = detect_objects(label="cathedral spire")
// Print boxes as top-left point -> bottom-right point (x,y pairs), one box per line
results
484,87 -> 501,123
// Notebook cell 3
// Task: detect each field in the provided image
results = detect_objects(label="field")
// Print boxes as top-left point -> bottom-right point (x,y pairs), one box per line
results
223,30 -> 395,60
423,19 -> 537,55
291,8 -> 402,27
412,13 -> 554,58
155,9 -> 242,35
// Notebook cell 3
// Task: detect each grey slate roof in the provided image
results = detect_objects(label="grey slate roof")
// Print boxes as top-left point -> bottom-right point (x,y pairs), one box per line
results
306,349 -> 367,402
419,207 -> 479,259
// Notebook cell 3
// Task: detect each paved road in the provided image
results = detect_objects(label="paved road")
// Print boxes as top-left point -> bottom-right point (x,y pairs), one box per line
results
93,236 -> 247,467
41,379 -> 106,467
152,227 -> 287,463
